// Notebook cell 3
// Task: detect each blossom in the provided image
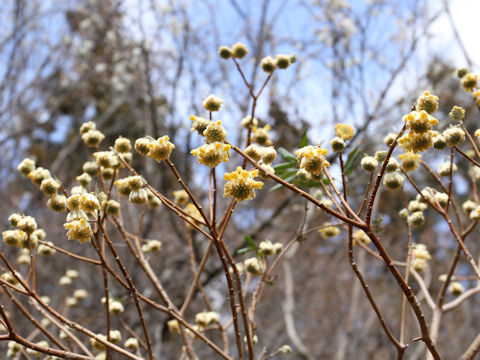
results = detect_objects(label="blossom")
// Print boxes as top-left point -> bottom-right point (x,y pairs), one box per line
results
295,146 -> 329,176
223,167 -> 263,202
415,92 -> 439,114
403,111 -> 438,134
203,120 -> 227,143
335,123 -> 354,141
461,73 -> 478,92
251,125 -> 273,146
398,131 -> 435,153
318,223 -> 340,238
231,42 -> 248,59
173,190 -> 189,206
64,219 -> 93,243
190,115 -> 212,135
147,136 -> 175,162
191,142 -> 231,168
399,152 -> 421,171
202,94 -> 223,112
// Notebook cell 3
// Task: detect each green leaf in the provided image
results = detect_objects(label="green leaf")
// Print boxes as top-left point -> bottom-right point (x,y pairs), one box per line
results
270,174 -> 297,191
344,146 -> 360,176
278,147 -> 297,163
237,247 -> 256,255
244,235 -> 257,249
273,162 -> 296,172
299,129 -> 308,148
280,170 -> 298,179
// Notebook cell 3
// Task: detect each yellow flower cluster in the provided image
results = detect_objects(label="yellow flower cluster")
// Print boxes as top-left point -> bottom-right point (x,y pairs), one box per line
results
251,125 -> 273,146
191,142 -> 231,168
474,91 -> 480,107
147,135 -> 175,162
352,230 -> 371,246
412,243 -> 431,272
64,218 -> 93,243
318,223 -> 340,239
295,146 -> 330,176
415,91 -> 439,114
398,92 -> 439,153
223,167 -> 263,202
334,123 -> 354,141
398,152 -> 421,171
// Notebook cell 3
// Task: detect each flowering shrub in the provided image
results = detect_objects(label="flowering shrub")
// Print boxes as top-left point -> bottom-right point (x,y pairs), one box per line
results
2,30 -> 480,360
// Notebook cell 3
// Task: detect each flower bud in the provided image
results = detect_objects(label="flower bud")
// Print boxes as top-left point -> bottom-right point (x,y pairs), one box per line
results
114,136 -> 131,153
361,156 -> 378,172
383,172 -> 404,190
330,137 -> 346,152
218,46 -> 232,59
135,137 -> 152,155
275,54 -> 291,69
260,56 -> 276,73
232,42 -> 248,59
18,158 -> 36,175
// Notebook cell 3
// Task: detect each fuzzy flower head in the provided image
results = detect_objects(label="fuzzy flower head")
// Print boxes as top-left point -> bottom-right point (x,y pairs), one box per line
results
202,94 -> 223,112
398,131 -> 435,153
114,136 -> 131,153
80,193 -> 101,212
449,281 -> 464,296
184,203 -> 203,229
360,156 -> 378,172
334,123 -> 354,141
218,45 -> 232,59
260,56 -> 276,73
443,127 -> 465,147
17,158 -> 35,175
231,42 -> 249,59
134,137 -> 152,155
352,230 -> 371,246
261,146 -> 277,164
415,91 -> 439,114
223,167 -> 263,202
147,136 -> 175,162
383,172 -> 404,190
449,106 -> 466,122
251,125 -> 273,146
413,243 -> 431,260
93,151 -> 118,168
399,152 -> 421,171
64,219 -> 93,243
473,91 -> 480,107
203,120 -> 227,143
403,111 -> 438,134
318,223 -> 340,239
82,130 -> 105,148
2,230 -> 27,247
191,142 -> 231,168
190,115 -> 212,135
79,121 -> 96,135
244,257 -> 264,276
462,73 -> 478,92
241,116 -> 259,129
173,190 -> 189,206
295,146 -> 329,176
28,168 -> 51,186
275,54 -> 291,69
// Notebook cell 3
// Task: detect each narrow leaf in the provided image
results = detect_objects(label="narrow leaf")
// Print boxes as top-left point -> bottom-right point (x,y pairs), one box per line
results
278,147 -> 297,163
273,162 -> 296,172
299,129 -> 308,148
344,146 -> 360,176
270,174 -> 297,191
244,235 -> 257,249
